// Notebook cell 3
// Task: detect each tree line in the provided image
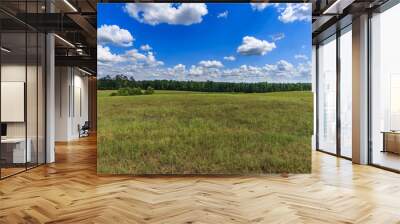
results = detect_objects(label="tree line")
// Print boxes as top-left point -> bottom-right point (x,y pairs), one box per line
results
98,75 -> 311,93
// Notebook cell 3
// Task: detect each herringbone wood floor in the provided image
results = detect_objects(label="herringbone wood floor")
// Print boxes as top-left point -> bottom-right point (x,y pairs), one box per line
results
1,135 -> 400,224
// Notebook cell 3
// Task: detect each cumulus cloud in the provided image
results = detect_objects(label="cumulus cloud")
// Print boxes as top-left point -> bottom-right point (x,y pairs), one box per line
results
250,3 -> 311,23
140,44 -> 152,51
125,49 -> 147,61
237,36 -> 276,56
270,33 -> 285,41
294,54 -> 308,60
217,11 -> 228,18
250,3 -> 271,11
124,3 -> 208,26
97,44 -> 163,69
223,56 -> 236,61
198,60 -> 224,68
125,49 -> 164,67
264,60 -> 296,77
99,57 -> 311,83
173,64 -> 186,71
97,25 -> 134,47
145,52 -> 164,67
97,45 -> 125,62
278,3 -> 311,23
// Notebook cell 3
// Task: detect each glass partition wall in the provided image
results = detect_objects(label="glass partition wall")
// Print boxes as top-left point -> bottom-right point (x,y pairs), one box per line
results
370,3 -> 400,171
339,26 -> 352,159
317,35 -> 337,155
316,25 -> 352,159
0,2 -> 46,179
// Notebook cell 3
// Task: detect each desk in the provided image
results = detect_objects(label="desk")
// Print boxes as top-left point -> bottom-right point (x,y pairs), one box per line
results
382,131 -> 400,154
1,138 -> 31,163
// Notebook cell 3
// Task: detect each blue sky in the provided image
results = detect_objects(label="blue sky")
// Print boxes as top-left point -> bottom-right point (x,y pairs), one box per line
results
97,3 -> 312,83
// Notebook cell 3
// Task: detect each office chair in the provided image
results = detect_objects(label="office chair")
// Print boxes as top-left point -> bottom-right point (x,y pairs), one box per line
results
79,121 -> 90,138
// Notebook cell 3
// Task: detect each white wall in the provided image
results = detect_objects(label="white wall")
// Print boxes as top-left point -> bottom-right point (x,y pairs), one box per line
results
55,67 -> 89,141
1,63 -> 46,164
55,66 -> 70,141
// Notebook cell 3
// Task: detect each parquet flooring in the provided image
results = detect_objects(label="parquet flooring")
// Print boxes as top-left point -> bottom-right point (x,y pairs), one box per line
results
0,135 -> 400,223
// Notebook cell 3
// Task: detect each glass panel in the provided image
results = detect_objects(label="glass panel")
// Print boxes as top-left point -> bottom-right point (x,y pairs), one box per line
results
27,31 -> 38,169
371,4 -> 400,171
38,32 -> 45,165
0,1 -> 46,178
26,0 -> 40,169
318,35 -> 337,154
1,30 -> 27,177
340,27 -> 352,158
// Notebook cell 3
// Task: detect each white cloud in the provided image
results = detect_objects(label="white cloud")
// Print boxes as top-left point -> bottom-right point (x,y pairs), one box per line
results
97,46 -> 310,82
250,3 -> 311,24
99,59 -> 311,83
223,56 -> 236,61
125,49 -> 147,61
219,60 -> 311,82
97,24 -> 134,47
217,11 -> 228,19
125,49 -> 164,67
173,64 -> 186,71
237,36 -> 276,56
188,65 -> 205,77
140,44 -> 152,51
97,44 -> 164,69
124,3 -> 208,26
278,3 -> 311,23
250,3 -> 271,11
294,54 -> 308,60
264,60 -> 296,77
97,45 -> 125,62
270,33 -> 285,41
198,60 -> 223,68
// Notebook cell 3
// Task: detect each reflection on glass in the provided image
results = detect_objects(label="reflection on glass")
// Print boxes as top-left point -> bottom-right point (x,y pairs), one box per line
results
371,3 -> 400,171
27,31 -> 38,169
318,35 -> 337,154
340,27 -> 352,158
0,1 -> 47,178
1,31 -> 27,177
38,33 -> 46,165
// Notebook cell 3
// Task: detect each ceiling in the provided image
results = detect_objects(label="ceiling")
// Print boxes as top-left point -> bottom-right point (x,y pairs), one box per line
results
0,0 -> 97,75
312,0 -> 391,43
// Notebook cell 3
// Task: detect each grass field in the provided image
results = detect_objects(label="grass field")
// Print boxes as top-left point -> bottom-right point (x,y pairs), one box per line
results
97,90 -> 313,174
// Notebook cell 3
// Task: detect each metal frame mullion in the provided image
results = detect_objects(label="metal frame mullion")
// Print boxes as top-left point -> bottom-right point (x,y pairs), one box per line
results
36,0 -> 39,168
367,11 -> 373,165
0,21 -> 2,179
336,28 -> 341,157
316,45 -> 320,151
25,0 -> 28,171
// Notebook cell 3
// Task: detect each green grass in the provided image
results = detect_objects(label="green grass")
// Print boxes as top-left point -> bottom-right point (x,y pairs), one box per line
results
97,90 -> 313,174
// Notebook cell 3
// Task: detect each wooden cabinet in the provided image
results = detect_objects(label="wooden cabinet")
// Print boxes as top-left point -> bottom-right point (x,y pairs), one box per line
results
382,132 -> 400,154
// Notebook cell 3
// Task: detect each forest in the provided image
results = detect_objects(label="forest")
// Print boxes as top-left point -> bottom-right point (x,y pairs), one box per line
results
97,75 -> 311,93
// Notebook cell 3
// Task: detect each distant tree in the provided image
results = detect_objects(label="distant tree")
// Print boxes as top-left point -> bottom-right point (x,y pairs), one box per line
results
144,86 -> 155,95
129,87 -> 143,95
98,77 -> 311,93
117,87 -> 129,96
